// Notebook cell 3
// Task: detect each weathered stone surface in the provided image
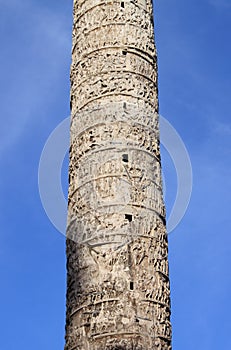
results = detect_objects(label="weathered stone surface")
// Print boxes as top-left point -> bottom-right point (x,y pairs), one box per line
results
65,1 -> 172,349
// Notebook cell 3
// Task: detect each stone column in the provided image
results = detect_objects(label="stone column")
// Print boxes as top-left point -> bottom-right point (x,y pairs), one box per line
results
65,0 -> 172,349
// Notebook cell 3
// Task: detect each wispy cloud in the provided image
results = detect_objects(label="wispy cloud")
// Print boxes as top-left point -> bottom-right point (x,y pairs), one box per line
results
0,0 -> 71,157
208,0 -> 231,9
212,121 -> 231,136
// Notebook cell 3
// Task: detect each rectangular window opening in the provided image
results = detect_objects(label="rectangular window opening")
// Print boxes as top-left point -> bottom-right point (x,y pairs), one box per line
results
130,282 -> 134,290
125,214 -> 132,222
121,2 -> 125,8
122,154 -> 128,163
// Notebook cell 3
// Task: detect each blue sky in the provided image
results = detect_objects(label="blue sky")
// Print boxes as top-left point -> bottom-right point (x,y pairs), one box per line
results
0,0 -> 230,349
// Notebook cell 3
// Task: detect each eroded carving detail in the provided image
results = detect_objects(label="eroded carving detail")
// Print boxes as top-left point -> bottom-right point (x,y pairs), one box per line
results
65,0 -> 172,349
